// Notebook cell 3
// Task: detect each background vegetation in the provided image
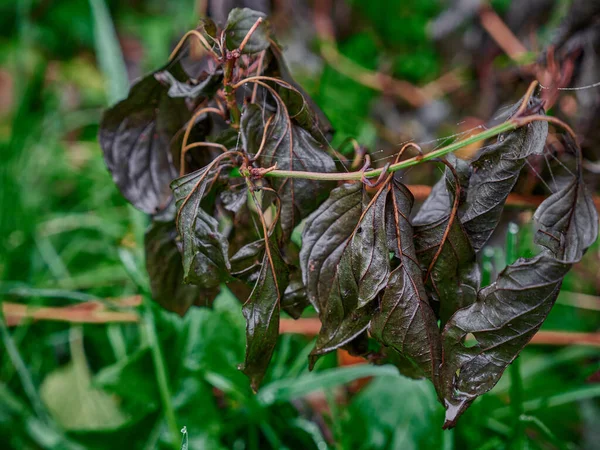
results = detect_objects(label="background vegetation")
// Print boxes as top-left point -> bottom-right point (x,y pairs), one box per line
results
0,0 -> 599,449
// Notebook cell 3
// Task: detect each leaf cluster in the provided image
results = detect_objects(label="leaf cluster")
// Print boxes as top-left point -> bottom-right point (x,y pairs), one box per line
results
98,8 -> 598,427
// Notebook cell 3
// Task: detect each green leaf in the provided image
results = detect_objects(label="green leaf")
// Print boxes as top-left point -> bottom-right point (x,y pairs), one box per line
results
240,103 -> 336,238
241,230 -> 290,390
440,138 -> 599,428
145,220 -> 218,316
171,164 -> 231,288
40,332 -> 129,431
257,365 -> 400,405
343,375 -> 444,450
224,8 -> 270,54
370,178 -> 441,382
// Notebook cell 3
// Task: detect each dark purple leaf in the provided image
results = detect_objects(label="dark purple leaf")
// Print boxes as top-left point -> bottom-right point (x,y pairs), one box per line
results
99,71 -> 187,214
241,225 -> 289,390
281,270 -> 309,319
170,164 -> 231,288
460,97 -> 548,250
370,178 -> 442,382
440,139 -> 598,428
413,159 -> 479,326
145,221 -> 218,316
240,103 -> 336,238
300,182 -> 390,364
154,69 -> 223,99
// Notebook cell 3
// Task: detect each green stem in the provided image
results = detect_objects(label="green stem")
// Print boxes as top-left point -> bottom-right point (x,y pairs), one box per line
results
506,223 -> 525,448
142,297 -> 179,450
264,121 -> 516,181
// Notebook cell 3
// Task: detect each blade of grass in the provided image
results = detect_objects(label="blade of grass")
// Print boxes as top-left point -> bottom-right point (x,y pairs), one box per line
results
506,223 -> 526,448
88,0 -> 129,103
494,385 -> 600,419
257,365 -> 400,405
140,296 -> 180,450
0,306 -> 51,424
118,249 -> 179,450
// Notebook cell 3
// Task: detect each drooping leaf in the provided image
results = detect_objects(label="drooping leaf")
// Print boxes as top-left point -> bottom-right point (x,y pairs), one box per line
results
241,218 -> 289,390
154,68 -> 223,99
459,97 -> 549,250
99,68 -> 188,214
240,103 -> 336,238
170,164 -> 231,288
370,178 -> 441,382
230,239 -> 265,285
300,183 -> 362,312
300,182 -> 390,363
281,269 -> 310,319
413,159 -> 479,325
224,8 -> 270,54
265,43 -> 333,143
145,221 -> 217,316
440,140 -> 598,427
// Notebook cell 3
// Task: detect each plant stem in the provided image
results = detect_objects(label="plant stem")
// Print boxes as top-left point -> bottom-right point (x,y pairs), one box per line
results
223,58 -> 241,126
263,120 -> 516,181
506,223 -> 526,448
142,297 -> 180,450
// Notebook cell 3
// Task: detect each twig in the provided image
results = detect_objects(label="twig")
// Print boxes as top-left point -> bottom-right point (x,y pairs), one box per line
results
479,5 -> 528,63
279,319 -> 600,348
313,0 -> 428,107
168,30 -> 219,61
180,106 -> 225,175
3,301 -> 139,326
237,17 -> 263,54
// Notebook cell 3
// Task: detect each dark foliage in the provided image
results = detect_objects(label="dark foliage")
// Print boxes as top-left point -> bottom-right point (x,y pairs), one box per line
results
99,8 -> 598,427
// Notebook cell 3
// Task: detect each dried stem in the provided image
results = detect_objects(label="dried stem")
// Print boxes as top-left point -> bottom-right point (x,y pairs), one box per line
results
169,30 -> 219,61
479,5 -> 528,62
238,17 -> 264,54
180,107 -> 225,175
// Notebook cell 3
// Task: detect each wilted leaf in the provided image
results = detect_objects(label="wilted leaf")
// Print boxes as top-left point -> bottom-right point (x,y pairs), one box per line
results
413,159 -> 479,325
460,97 -> 548,250
440,139 -> 598,427
241,220 -> 289,390
230,239 -> 265,285
225,8 -> 270,54
145,221 -> 218,316
370,178 -> 442,382
240,103 -> 336,237
281,270 -> 310,319
171,164 -> 231,288
300,183 -> 362,312
154,68 -> 223,99
301,182 -> 390,364
266,43 -> 333,143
